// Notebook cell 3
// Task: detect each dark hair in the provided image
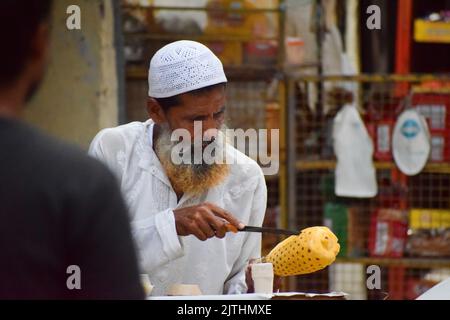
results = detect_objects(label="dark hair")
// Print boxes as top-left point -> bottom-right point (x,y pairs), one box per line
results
0,0 -> 53,88
154,82 -> 226,111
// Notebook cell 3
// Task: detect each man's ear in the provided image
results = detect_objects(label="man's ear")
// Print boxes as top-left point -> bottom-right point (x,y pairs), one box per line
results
32,23 -> 50,65
147,97 -> 166,124
27,23 -> 50,85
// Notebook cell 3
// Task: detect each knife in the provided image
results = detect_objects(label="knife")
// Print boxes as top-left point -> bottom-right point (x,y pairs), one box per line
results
226,224 -> 298,236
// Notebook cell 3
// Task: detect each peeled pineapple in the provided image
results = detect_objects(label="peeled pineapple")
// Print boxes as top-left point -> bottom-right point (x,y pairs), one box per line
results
265,226 -> 340,276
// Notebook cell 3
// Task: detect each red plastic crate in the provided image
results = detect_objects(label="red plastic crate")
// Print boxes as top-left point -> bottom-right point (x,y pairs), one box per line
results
368,209 -> 408,258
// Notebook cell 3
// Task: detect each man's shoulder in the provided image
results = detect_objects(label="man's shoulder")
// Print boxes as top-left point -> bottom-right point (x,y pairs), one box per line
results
219,145 -> 267,210
0,121 -> 117,201
0,119 -> 109,178
29,126 -> 114,180
225,144 -> 265,182
89,121 -> 147,154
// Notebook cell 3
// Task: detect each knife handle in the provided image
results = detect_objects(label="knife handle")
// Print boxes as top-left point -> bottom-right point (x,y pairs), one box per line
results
225,224 -> 239,233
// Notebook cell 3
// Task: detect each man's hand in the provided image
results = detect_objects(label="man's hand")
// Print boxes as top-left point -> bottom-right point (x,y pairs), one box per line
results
173,202 -> 245,241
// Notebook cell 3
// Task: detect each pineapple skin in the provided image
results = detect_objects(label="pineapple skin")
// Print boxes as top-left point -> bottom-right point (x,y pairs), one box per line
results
266,226 -> 340,276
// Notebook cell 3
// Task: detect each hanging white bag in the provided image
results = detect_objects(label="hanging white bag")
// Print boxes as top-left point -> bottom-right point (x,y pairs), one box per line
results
333,103 -> 377,197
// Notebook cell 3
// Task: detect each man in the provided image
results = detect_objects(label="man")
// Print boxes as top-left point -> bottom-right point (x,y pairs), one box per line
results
89,40 -> 267,295
0,1 -> 144,299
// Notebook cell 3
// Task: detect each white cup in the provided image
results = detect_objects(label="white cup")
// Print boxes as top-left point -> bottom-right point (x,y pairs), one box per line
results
251,263 -> 274,294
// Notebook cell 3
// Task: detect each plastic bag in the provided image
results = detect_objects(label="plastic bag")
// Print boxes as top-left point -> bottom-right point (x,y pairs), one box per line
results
333,104 -> 378,197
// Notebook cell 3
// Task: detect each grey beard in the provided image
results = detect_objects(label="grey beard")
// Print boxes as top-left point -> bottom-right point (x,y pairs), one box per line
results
155,123 -> 227,172
154,123 -> 230,195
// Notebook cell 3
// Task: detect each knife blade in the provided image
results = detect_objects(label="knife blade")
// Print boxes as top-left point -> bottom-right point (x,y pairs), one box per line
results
226,224 -> 298,236
242,226 -> 298,236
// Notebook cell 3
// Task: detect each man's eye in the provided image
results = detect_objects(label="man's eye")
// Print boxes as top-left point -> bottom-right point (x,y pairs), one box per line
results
214,111 -> 225,119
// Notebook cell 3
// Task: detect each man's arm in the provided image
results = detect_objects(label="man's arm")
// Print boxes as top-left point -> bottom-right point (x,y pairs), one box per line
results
223,170 -> 267,294
130,203 -> 246,274
89,130 -> 243,274
88,129 -> 184,273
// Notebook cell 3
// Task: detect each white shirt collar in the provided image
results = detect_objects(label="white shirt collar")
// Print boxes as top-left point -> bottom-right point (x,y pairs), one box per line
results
138,120 -> 172,187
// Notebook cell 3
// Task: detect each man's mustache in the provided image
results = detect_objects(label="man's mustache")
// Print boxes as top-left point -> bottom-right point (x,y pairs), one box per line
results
173,135 -> 217,146
178,138 -> 219,158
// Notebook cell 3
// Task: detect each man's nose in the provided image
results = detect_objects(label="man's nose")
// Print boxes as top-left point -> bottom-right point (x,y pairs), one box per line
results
202,119 -> 219,141
203,129 -> 219,143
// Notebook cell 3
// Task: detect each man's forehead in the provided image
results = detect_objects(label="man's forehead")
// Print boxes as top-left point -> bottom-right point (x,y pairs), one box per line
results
177,90 -> 226,112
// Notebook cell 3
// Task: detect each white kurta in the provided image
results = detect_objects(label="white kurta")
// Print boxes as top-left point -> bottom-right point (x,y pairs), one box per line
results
88,120 -> 267,296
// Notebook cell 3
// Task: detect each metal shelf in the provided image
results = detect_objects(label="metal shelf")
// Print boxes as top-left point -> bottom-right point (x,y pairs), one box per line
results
124,32 -> 279,42
122,1 -> 289,80
296,160 -> 450,174
412,87 -> 450,94
126,64 -> 278,80
285,74 -> 450,82
122,4 -> 282,13
336,257 -> 450,269
126,63 -> 317,81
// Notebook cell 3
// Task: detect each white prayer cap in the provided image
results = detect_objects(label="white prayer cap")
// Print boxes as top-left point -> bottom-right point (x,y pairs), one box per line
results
148,40 -> 227,98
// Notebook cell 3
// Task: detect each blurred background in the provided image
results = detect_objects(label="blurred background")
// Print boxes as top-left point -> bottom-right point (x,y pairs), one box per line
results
25,0 -> 450,299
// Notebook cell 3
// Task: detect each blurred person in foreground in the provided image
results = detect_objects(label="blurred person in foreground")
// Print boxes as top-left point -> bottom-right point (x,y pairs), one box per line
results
89,40 -> 267,295
0,1 -> 144,299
